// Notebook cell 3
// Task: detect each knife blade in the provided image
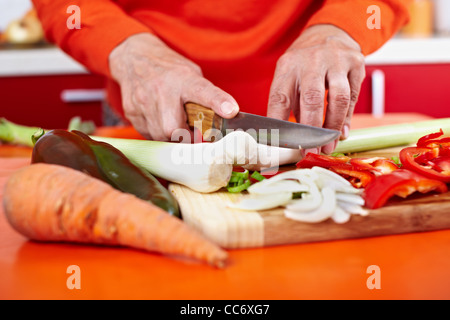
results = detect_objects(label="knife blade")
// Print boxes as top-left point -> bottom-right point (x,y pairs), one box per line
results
185,102 -> 340,149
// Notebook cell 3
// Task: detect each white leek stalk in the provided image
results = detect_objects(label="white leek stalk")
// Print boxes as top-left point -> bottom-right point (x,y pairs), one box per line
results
335,118 -> 450,154
93,131 -> 301,193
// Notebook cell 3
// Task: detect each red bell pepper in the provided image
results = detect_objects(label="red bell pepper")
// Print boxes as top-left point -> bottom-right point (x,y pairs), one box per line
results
399,132 -> 450,183
417,129 -> 445,147
296,153 -> 351,169
416,129 -> 450,156
363,169 -> 448,209
350,157 -> 399,175
331,167 -> 375,188
296,153 -> 399,188
432,156 -> 450,173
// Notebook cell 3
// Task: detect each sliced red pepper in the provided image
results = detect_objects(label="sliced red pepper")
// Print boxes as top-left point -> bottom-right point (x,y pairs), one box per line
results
363,169 -> 448,209
349,157 -> 383,172
296,153 -> 351,169
416,129 -> 450,156
417,129 -> 445,147
296,153 -> 382,188
430,156 -> 450,174
330,167 -> 375,188
349,157 -> 399,175
371,159 -> 399,174
399,147 -> 450,183
297,153 -> 400,188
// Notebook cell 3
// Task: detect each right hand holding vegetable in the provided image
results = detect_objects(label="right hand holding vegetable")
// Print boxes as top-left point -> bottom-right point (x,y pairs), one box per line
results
109,33 -> 240,141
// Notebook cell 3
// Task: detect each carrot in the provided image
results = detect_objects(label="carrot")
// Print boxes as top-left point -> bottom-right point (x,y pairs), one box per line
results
2,163 -> 228,267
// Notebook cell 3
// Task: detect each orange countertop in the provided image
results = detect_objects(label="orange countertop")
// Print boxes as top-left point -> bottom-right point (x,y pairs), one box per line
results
1,113 -> 450,300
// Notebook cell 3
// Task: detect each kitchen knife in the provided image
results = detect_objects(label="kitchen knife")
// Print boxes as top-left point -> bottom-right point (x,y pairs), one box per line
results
185,102 -> 340,149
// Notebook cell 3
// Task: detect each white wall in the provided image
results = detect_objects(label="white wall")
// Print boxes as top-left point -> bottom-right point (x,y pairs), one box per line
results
0,0 -> 32,31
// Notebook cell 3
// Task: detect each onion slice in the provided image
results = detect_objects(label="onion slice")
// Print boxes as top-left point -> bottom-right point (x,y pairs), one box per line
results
227,192 -> 293,211
226,166 -> 369,224
285,187 -> 336,223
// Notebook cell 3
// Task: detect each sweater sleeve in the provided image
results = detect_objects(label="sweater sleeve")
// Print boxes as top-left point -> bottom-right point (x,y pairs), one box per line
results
31,0 -> 152,77
304,0 -> 412,55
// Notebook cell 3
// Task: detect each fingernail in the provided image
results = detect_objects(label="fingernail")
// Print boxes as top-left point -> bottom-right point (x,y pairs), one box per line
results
341,124 -> 349,139
220,101 -> 239,115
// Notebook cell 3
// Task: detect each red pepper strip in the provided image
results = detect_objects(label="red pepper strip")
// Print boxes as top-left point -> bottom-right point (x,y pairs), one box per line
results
349,158 -> 383,173
349,157 -> 399,175
416,129 -> 450,156
412,147 -> 440,165
363,169 -> 448,209
296,153 -> 377,188
372,159 -> 399,174
330,167 -> 375,188
399,147 -> 450,183
417,129 -> 444,147
296,153 -> 351,169
431,156 -> 450,174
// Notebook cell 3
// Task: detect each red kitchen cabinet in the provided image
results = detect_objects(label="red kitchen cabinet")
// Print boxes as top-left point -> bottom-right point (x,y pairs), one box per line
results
355,64 -> 450,118
0,73 -> 106,129
2,63 -> 450,131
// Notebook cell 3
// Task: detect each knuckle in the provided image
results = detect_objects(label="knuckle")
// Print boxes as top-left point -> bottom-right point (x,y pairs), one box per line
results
352,52 -> 365,67
269,91 -> 291,110
178,63 -> 199,75
277,52 -> 293,67
122,101 -> 138,115
302,89 -> 323,108
331,92 -> 351,108
133,87 -> 148,105
276,52 -> 299,74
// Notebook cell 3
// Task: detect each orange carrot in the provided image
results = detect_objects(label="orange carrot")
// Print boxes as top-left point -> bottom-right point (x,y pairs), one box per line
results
3,163 -> 228,267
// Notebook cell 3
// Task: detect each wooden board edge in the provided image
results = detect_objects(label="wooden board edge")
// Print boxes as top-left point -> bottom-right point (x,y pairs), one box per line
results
262,201 -> 450,247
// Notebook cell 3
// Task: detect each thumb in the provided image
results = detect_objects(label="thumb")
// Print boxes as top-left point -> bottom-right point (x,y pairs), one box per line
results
184,78 -> 239,119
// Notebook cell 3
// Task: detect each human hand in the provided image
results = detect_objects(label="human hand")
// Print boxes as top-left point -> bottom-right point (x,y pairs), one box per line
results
109,33 -> 239,141
267,24 -> 366,154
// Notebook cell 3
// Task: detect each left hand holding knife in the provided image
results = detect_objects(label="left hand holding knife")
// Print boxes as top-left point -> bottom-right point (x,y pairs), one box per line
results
266,24 -> 366,155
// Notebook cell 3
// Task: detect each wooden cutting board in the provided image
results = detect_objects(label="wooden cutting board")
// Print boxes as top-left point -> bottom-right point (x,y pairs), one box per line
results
168,146 -> 450,249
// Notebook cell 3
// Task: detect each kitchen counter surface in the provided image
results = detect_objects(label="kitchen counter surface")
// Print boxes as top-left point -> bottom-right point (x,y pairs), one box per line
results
1,113 -> 450,300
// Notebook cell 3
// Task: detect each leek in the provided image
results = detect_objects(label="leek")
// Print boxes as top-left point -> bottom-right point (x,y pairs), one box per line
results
335,118 -> 450,154
91,135 -> 233,193
92,131 -> 305,193
0,117 -> 96,147
0,118 -> 41,147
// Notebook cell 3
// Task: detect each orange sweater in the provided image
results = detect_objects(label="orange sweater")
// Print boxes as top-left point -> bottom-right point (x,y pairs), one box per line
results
32,0 -> 410,118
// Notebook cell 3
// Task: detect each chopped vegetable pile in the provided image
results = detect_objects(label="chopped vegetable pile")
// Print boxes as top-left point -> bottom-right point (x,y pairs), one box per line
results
228,166 -> 368,224
227,129 -> 450,223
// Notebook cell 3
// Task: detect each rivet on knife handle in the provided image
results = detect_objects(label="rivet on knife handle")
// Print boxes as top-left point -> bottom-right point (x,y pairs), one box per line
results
185,102 -> 223,138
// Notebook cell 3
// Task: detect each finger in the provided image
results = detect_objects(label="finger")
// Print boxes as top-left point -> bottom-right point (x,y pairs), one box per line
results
183,77 -> 239,119
160,98 -> 192,142
121,89 -> 156,140
341,66 -> 366,140
267,68 -> 297,121
129,114 -> 154,140
323,72 -> 351,131
299,73 -> 326,128
321,72 -> 351,154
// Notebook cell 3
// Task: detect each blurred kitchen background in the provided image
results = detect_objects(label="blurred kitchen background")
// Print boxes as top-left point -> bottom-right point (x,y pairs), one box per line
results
0,0 -> 449,129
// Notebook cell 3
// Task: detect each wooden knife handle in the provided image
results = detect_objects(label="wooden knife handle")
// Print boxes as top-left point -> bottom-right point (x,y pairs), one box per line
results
185,102 -> 223,137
